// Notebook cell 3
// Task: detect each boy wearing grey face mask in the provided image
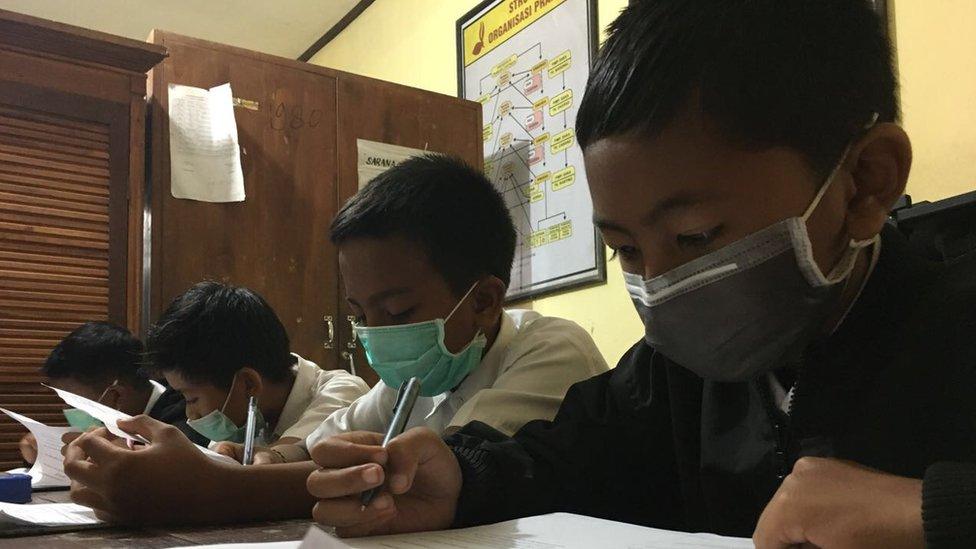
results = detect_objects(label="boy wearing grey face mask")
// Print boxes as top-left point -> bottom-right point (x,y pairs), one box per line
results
303,1 -> 976,547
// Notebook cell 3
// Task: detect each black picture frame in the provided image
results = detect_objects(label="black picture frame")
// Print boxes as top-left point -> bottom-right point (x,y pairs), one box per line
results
455,0 -> 605,303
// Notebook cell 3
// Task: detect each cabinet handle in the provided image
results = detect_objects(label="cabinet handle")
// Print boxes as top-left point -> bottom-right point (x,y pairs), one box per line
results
346,315 -> 358,349
341,351 -> 357,377
323,315 -> 335,349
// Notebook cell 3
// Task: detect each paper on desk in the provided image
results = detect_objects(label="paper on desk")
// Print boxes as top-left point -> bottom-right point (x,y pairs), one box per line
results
168,82 -> 245,202
0,502 -> 101,526
163,513 -> 753,549
44,385 -> 237,466
300,513 -> 754,549
0,407 -> 75,489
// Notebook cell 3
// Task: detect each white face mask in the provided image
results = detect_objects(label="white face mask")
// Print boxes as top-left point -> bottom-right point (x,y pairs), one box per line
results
625,115 -> 879,381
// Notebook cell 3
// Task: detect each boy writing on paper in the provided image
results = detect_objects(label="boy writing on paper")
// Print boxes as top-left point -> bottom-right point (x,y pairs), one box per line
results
18,321 -> 201,464
215,154 -> 609,464
61,155 -> 608,524
145,281 -> 369,450
301,2 -> 976,547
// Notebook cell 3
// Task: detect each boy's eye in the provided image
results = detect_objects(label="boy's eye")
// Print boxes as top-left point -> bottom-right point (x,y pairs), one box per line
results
610,245 -> 640,262
352,315 -> 366,325
185,398 -> 197,405
676,226 -> 723,249
389,308 -> 416,323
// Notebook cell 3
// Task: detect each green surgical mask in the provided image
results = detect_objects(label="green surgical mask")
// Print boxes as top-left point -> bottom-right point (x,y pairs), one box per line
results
186,374 -> 266,443
355,282 -> 487,397
61,379 -> 115,430
63,408 -> 103,430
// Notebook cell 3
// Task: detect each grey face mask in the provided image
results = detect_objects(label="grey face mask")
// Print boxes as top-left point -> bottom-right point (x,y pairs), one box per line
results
624,122 -> 879,382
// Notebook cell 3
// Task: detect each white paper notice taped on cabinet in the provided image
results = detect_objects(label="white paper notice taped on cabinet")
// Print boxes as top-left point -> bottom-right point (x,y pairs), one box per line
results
168,82 -> 246,202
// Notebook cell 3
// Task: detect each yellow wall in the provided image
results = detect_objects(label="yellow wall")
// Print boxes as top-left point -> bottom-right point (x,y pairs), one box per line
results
894,0 -> 976,202
310,0 -> 976,365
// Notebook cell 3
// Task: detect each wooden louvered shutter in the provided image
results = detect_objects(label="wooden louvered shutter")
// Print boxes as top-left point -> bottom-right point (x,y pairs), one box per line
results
0,84 -> 130,470
0,9 -> 164,469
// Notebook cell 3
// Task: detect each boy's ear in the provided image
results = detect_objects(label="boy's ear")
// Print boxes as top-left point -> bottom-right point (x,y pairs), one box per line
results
472,275 -> 506,326
844,123 -> 912,241
238,367 -> 264,397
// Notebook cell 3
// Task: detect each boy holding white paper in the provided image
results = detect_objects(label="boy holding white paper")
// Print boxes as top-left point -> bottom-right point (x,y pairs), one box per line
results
18,322 -> 201,464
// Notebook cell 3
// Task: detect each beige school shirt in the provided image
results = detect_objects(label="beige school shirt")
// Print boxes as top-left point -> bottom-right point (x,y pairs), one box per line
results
304,309 -> 609,448
269,353 -> 369,442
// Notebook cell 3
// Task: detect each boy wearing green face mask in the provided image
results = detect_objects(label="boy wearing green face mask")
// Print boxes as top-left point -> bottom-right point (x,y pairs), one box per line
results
18,321 -> 202,464
251,154 -> 610,464
145,281 -> 369,452
207,155 -> 609,465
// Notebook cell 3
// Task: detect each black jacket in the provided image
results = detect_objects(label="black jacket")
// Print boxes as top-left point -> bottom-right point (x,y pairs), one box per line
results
448,227 -> 976,547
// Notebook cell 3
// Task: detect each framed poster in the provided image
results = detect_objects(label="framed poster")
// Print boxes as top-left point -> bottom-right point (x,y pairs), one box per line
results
457,0 -> 604,301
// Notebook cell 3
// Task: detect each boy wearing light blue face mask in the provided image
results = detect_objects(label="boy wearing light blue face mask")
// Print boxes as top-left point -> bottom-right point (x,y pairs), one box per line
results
239,155 -> 609,465
18,321 -> 201,464
146,281 -> 369,457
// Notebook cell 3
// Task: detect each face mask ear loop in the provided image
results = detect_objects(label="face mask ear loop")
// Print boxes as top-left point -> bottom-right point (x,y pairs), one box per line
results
219,371 -> 240,415
802,112 -> 882,224
96,379 -> 119,404
444,281 -> 480,323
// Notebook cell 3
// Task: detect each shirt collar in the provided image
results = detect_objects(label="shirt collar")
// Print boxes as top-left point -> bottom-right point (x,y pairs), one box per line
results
427,310 -> 517,414
143,379 -> 167,415
273,353 -> 313,437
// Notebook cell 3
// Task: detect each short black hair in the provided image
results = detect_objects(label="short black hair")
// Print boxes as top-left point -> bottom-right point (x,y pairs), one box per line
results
330,154 -> 516,293
42,322 -> 147,388
577,0 -> 897,177
146,282 -> 295,389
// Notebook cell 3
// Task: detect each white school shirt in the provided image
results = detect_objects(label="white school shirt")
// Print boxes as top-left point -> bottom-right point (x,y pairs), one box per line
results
304,309 -> 609,448
270,354 -> 370,442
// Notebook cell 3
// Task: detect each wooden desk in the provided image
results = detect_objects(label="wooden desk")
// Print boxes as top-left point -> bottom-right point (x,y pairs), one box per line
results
0,490 -> 313,548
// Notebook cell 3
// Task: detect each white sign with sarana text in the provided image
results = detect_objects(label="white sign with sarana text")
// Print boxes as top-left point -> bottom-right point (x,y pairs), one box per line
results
356,139 -> 430,188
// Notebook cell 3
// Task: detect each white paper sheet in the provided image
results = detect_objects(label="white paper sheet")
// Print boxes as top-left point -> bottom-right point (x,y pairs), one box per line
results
0,407 -> 75,489
44,385 -> 238,465
175,514 -> 754,549
0,502 -> 101,526
169,82 -> 246,202
314,514 -> 753,549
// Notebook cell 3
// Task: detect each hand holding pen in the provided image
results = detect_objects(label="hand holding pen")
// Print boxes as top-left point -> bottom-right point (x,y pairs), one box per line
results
360,377 -> 422,509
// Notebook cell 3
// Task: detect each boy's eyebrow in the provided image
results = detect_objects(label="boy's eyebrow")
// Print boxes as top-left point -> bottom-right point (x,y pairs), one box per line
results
593,191 -> 706,233
366,286 -> 413,305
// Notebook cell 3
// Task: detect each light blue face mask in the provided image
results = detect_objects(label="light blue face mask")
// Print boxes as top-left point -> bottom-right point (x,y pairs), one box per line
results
355,282 -> 487,397
63,408 -> 104,430
62,380 -> 116,430
185,373 -> 266,443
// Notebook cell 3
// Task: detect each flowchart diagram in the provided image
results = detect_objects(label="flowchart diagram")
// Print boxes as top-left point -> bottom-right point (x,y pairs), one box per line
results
460,0 -> 600,299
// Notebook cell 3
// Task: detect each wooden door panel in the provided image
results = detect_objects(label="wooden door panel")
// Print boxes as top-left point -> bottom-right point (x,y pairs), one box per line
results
0,82 -> 129,470
335,75 -> 483,385
149,33 -> 340,370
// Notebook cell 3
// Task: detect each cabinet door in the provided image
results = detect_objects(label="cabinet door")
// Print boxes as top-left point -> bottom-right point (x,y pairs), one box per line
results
148,32 -> 341,370
335,75 -> 483,385
0,81 -> 130,470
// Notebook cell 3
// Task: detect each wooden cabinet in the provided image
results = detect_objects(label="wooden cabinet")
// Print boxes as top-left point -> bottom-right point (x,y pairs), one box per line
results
0,17 -> 481,468
0,9 -> 165,469
147,32 -> 342,371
